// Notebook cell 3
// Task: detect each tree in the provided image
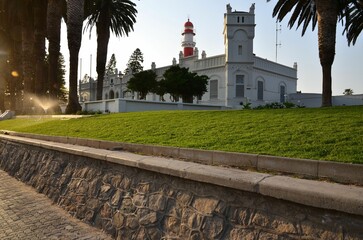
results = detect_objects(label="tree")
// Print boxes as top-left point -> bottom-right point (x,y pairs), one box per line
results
154,80 -> 168,101
84,0 -> 137,101
65,0 -> 84,114
33,0 -> 47,96
106,53 -> 117,75
268,0 -> 359,107
47,0 -> 66,100
45,53 -> 68,102
344,0 -> 363,45
343,88 -> 354,95
127,70 -> 157,100
162,65 -> 209,103
124,48 -> 143,75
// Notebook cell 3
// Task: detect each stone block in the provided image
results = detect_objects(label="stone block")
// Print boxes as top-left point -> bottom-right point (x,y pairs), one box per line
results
184,165 -> 269,193
86,139 -> 101,149
179,148 -> 194,161
258,175 -> 363,216
105,151 -> 143,168
51,136 -> 68,144
318,161 -> 363,185
81,148 -> 109,161
99,140 -> 122,150
212,151 -> 257,168
76,138 -> 88,147
67,137 -> 78,145
124,143 -> 154,155
257,155 -> 318,177
193,149 -> 213,164
138,156 -> 195,179
152,145 -> 179,158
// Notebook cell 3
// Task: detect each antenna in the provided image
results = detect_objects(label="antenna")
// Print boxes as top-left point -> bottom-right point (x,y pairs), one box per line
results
90,54 -> 92,79
275,21 -> 282,62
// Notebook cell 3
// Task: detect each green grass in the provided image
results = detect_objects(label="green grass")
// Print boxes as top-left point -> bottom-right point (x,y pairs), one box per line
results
1,106 -> 362,163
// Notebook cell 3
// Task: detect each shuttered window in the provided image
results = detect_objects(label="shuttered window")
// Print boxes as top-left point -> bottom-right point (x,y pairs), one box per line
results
210,80 -> 218,99
280,85 -> 286,103
257,81 -> 263,100
236,75 -> 244,98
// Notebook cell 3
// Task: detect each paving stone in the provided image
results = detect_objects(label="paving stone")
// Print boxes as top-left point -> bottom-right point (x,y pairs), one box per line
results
0,170 -> 111,240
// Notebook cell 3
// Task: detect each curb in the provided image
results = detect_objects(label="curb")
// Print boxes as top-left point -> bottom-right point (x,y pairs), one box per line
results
1,130 -> 362,185
1,134 -> 363,217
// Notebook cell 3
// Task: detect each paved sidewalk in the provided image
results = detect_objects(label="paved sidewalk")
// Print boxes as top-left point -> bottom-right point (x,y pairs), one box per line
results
0,170 -> 111,240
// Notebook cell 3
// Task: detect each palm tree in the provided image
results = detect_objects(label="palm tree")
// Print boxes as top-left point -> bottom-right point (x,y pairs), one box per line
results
84,0 -> 137,101
65,0 -> 84,114
47,0 -> 66,100
345,0 -> 363,45
0,0 -> 24,112
268,0 -> 347,107
33,0 -> 47,96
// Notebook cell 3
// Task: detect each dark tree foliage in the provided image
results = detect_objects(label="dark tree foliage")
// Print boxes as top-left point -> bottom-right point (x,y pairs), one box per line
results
162,65 -> 208,103
124,48 -> 143,75
344,0 -> 363,45
127,70 -> 157,100
106,53 -> 117,75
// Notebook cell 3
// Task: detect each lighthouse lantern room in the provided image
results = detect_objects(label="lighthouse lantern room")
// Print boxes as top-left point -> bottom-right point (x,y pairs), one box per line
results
181,19 -> 196,57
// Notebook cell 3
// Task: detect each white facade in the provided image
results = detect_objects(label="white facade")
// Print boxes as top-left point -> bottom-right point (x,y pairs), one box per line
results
80,4 -> 298,109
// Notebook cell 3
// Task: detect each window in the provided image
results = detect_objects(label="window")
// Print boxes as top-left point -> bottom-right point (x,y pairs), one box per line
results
236,75 -> 245,98
210,80 -> 218,99
109,90 -> 115,99
237,16 -> 240,23
238,45 -> 242,55
280,85 -> 286,103
242,17 -> 245,23
257,81 -> 263,100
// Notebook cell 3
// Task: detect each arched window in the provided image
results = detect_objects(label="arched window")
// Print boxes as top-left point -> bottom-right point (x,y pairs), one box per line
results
257,81 -> 264,100
236,75 -> 245,98
280,85 -> 286,103
210,80 -> 218,99
109,90 -> 115,99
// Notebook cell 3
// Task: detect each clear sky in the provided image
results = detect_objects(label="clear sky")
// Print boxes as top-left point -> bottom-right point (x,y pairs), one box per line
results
60,0 -> 363,95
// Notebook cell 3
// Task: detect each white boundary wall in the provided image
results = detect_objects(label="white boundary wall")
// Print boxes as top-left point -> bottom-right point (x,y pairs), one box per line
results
81,99 -> 230,113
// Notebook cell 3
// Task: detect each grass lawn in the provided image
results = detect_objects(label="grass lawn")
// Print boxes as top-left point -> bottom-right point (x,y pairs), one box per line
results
0,106 -> 362,164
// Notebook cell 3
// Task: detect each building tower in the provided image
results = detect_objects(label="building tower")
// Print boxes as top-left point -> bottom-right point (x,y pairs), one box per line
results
181,19 -> 196,57
223,3 -> 256,107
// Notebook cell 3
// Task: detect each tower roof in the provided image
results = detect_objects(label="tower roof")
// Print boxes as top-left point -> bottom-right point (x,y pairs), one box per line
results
184,19 -> 194,28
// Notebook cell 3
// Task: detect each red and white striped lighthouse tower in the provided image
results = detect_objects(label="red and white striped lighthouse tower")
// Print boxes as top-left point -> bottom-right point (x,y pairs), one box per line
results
181,19 -> 196,57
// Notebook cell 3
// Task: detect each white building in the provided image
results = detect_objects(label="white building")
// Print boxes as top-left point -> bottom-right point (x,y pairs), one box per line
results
80,4 -> 298,109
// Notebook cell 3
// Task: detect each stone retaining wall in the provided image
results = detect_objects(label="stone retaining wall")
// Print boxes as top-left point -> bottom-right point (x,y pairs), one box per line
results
0,139 -> 363,239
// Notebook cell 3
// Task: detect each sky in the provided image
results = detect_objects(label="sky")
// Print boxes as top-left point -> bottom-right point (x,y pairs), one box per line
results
60,0 -> 363,95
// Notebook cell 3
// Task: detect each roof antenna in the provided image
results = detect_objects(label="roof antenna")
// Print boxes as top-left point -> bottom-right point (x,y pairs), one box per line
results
275,20 -> 282,62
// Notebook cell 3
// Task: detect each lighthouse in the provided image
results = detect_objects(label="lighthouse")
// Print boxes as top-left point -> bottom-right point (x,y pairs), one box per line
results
181,19 -> 196,57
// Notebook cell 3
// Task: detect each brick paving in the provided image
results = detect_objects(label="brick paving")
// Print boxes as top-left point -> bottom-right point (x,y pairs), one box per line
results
0,170 -> 112,240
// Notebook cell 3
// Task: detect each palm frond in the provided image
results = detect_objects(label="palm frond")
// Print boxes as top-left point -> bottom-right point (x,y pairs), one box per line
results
84,0 -> 137,38
344,0 -> 363,45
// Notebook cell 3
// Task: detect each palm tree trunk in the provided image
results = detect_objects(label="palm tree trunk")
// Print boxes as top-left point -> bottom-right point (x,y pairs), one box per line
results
47,0 -> 62,99
316,0 -> 338,107
96,9 -> 110,101
33,0 -> 47,97
65,0 -> 84,114
21,7 -> 35,114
